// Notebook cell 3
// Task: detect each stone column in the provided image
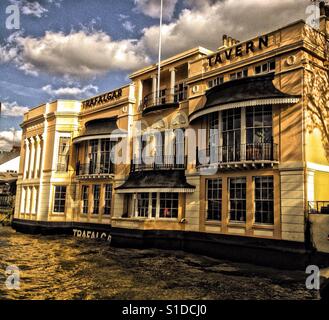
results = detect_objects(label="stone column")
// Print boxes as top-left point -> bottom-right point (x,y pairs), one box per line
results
29,137 -> 36,179
34,135 -> 41,178
138,80 -> 143,109
24,139 -> 30,179
152,75 -> 157,105
169,68 -> 176,102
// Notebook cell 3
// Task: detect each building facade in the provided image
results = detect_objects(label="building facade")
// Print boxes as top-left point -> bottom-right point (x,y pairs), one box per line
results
13,13 -> 329,267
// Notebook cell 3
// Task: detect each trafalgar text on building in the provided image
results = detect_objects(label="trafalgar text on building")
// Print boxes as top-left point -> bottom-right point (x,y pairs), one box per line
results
12,8 -> 329,268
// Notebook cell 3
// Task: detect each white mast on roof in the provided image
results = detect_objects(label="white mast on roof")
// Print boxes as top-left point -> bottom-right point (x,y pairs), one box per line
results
156,0 -> 164,104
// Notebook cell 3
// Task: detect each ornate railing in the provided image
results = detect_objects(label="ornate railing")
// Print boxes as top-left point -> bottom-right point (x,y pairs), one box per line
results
308,201 -> 329,214
131,155 -> 187,172
0,195 -> 15,210
197,143 -> 278,166
142,90 -> 179,111
76,161 -> 114,176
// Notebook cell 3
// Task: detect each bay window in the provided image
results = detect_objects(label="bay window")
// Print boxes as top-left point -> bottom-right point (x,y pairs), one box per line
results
222,109 -> 241,162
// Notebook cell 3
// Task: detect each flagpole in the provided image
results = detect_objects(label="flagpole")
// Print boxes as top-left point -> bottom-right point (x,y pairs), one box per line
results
157,0 -> 163,104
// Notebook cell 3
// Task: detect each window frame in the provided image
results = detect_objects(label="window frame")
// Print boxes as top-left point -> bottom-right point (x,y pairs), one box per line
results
254,176 -> 274,225
228,177 -> 247,223
254,60 -> 276,75
206,179 -> 222,222
53,186 -> 67,214
104,184 -> 113,216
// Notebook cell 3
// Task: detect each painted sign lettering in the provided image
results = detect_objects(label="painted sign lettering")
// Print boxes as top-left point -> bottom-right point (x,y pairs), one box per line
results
73,229 -> 112,242
82,89 -> 123,110
208,35 -> 269,67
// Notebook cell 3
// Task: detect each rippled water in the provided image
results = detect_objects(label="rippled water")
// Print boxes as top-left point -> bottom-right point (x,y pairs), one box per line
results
0,227 -> 318,300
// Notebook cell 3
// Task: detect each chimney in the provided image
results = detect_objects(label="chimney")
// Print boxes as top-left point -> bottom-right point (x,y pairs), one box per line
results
223,34 -> 228,47
320,1 -> 326,16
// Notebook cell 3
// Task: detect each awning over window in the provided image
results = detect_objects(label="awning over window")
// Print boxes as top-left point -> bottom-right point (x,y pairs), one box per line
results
115,170 -> 196,194
73,117 -> 127,144
189,74 -> 300,123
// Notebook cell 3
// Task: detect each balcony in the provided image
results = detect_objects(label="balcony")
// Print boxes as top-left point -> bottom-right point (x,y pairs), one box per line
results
308,201 -> 329,214
142,90 -> 179,115
197,143 -> 278,169
76,161 -> 114,179
131,155 -> 187,172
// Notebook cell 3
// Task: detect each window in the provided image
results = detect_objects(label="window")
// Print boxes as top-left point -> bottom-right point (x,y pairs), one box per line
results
151,193 -> 157,218
160,193 -> 179,219
255,60 -> 275,75
208,113 -> 219,163
229,178 -> 246,222
104,184 -> 113,215
246,106 -> 273,160
230,68 -> 248,80
159,88 -> 167,104
57,137 -> 70,172
89,140 -> 98,174
100,139 -> 114,174
208,76 -> 224,89
81,185 -> 89,215
255,176 -> 274,224
93,185 -> 101,215
174,82 -> 188,102
222,109 -> 241,162
53,186 -> 67,213
206,179 -> 222,221
137,193 -> 149,218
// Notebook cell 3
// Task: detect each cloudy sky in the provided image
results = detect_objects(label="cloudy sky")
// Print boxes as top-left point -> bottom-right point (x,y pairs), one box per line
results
0,0 -> 309,150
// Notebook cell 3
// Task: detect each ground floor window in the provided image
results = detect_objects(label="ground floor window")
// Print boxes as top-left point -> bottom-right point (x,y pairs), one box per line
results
54,186 -> 67,213
206,179 -> 222,221
93,185 -> 101,215
104,184 -> 113,215
81,185 -> 89,215
229,178 -> 246,222
137,193 -> 149,218
159,193 -> 179,219
255,176 -> 274,224
131,192 -> 180,219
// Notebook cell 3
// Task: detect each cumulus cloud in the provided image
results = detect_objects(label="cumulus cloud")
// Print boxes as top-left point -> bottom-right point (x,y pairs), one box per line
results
12,30 -> 150,78
0,101 -> 29,117
0,44 -> 17,64
1,0 -> 311,80
0,129 -> 22,151
122,21 -> 136,33
134,0 -> 178,20
42,84 -> 98,97
9,0 -> 48,18
140,0 -> 310,58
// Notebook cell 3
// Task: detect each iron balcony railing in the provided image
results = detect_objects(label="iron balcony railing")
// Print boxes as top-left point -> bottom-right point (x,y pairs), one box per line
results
308,201 -> 329,214
0,195 -> 15,209
76,161 -> 114,176
142,90 -> 183,111
197,143 -> 278,166
131,155 -> 187,172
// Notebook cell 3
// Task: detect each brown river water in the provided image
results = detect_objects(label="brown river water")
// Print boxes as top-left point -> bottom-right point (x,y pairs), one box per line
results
0,227 -> 319,300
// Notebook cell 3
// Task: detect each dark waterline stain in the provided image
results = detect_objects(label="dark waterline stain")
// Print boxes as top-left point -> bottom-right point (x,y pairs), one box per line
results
0,227 -> 318,300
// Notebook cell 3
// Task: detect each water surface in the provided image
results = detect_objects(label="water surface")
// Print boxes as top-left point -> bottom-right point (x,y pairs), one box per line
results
0,227 -> 318,300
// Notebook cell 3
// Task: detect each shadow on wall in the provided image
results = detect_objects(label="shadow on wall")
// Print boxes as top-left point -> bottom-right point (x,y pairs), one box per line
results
304,27 -> 329,162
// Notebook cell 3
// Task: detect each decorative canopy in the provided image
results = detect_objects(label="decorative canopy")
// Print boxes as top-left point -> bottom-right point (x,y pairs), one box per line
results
73,117 -> 127,144
115,170 -> 195,193
189,74 -> 300,123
